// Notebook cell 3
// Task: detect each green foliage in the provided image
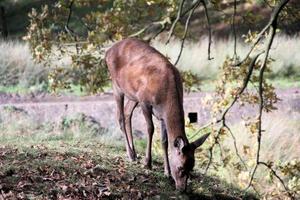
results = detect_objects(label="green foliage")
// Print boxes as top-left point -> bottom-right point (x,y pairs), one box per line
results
24,0 -> 178,93
197,26 -> 299,198
180,70 -> 202,93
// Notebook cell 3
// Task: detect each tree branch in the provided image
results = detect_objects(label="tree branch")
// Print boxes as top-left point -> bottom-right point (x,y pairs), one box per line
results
243,1 -> 294,198
174,0 -> 201,66
166,0 -> 185,44
64,0 -> 80,54
259,161 -> 293,197
205,53 -> 261,172
224,124 -> 247,169
130,0 -> 202,41
232,0 -> 237,62
236,0 -> 289,66
201,0 -> 213,60
218,53 -> 262,121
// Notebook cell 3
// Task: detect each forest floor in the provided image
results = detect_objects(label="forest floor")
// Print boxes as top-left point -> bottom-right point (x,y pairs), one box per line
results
0,137 -> 257,200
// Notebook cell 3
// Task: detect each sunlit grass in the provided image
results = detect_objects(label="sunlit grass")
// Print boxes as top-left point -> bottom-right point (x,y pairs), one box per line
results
1,35 -> 299,95
152,34 -> 300,81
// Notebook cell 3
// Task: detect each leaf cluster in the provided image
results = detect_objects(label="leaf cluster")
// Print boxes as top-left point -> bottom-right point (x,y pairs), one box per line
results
24,0 -> 178,93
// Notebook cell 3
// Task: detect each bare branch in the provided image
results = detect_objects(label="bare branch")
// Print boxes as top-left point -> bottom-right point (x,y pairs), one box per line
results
64,0 -> 80,54
232,0 -> 237,62
65,1 -> 75,36
201,0 -> 213,60
205,53 -> 261,172
246,25 -> 276,193
174,0 -> 201,66
130,0 -> 202,41
244,2 -> 294,198
259,161 -> 294,199
190,122 -> 213,140
224,124 -> 247,169
236,0 -> 289,66
166,0 -> 186,44
129,24 -> 152,38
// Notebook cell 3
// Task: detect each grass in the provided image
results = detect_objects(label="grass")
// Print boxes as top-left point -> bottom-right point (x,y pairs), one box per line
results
1,35 -> 299,95
2,103 -> 299,198
152,34 -> 300,81
266,77 -> 300,89
0,105 -> 258,199
0,40 -> 48,89
196,107 -> 300,198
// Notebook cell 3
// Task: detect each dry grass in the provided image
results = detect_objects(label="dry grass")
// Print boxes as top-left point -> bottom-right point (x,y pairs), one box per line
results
1,34 -> 299,88
227,112 -> 300,162
152,34 -> 300,80
0,40 -> 47,87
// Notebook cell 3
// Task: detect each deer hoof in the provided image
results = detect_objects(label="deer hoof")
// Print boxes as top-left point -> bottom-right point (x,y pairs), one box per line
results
143,159 -> 152,169
143,163 -> 152,170
127,151 -> 137,161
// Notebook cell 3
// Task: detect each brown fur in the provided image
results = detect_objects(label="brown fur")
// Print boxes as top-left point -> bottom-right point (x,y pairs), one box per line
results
105,38 -> 210,191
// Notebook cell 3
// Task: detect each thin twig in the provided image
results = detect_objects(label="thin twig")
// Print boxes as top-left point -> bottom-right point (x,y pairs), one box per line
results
236,0 -> 290,66
129,0 -> 201,41
64,0 -> 80,54
232,0 -> 237,62
224,124 -> 247,169
201,0 -> 213,60
190,122 -> 213,140
205,53 -> 261,172
174,0 -> 201,65
259,161 -> 294,198
166,0 -> 186,44
245,2 -> 294,199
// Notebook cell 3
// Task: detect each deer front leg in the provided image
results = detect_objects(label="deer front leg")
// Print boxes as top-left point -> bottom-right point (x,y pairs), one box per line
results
161,120 -> 171,177
114,93 -> 135,161
141,104 -> 154,169
124,99 -> 138,160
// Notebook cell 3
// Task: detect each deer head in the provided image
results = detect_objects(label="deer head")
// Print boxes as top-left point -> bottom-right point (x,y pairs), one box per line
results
169,133 -> 210,191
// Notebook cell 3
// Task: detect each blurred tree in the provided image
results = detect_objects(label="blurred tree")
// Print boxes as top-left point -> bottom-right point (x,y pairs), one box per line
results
0,5 -> 8,38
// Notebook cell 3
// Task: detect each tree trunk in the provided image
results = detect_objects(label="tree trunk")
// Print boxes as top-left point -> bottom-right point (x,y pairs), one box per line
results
0,6 -> 8,39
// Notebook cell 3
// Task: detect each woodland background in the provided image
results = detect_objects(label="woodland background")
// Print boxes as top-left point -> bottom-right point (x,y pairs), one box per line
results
0,0 -> 299,199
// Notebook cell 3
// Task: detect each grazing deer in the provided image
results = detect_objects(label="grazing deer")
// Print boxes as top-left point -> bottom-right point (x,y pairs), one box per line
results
105,38 -> 210,191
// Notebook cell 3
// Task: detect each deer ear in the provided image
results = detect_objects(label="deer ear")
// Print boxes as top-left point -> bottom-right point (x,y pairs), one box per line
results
174,136 -> 185,152
191,133 -> 210,150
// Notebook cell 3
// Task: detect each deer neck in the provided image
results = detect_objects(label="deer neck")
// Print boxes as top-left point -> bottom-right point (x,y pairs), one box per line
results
163,96 -> 188,145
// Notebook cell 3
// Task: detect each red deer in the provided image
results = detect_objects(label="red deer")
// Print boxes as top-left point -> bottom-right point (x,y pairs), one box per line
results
105,38 -> 210,191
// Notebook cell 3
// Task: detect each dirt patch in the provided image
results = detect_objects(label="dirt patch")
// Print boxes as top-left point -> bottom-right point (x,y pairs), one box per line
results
0,89 -> 299,134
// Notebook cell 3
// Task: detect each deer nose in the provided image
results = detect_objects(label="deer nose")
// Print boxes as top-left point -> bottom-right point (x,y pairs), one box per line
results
175,183 -> 187,192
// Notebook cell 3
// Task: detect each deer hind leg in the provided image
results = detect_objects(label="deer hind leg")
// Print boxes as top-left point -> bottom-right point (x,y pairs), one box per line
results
141,104 -> 154,169
161,120 -> 171,176
124,99 -> 138,160
114,92 -> 136,161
